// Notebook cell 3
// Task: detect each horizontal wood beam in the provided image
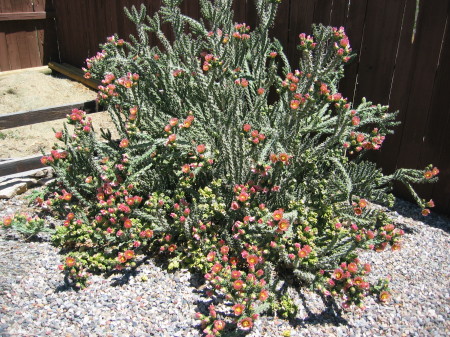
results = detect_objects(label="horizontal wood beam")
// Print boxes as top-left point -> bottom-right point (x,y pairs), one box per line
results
0,65 -> 52,78
0,100 -> 100,130
0,11 -> 55,22
0,155 -> 45,177
48,62 -> 101,90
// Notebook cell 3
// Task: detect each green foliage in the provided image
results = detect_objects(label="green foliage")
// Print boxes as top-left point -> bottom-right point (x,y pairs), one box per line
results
38,0 -> 438,335
1,213 -> 53,241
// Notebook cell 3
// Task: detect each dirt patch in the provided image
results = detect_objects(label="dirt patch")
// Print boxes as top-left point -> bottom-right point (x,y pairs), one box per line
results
0,70 -> 116,158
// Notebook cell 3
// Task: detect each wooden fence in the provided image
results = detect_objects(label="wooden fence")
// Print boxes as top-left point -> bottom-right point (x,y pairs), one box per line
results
1,0 -> 450,215
0,0 -> 59,71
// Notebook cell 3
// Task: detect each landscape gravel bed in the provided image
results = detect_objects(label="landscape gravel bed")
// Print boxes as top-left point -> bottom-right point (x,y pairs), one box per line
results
0,193 -> 448,337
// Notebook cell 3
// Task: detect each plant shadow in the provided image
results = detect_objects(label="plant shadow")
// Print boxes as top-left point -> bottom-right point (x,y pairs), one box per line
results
290,292 -> 349,329
390,198 -> 450,234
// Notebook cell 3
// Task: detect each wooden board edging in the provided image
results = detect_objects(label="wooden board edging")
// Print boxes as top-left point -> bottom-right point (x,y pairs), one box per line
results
48,62 -> 101,90
0,154 -> 45,177
0,100 -> 100,130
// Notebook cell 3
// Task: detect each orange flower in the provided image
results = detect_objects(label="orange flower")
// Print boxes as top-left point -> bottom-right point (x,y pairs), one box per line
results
421,208 -> 430,216
214,320 -> 226,331
379,291 -> 391,302
259,289 -> 269,301
229,257 -> 238,266
347,262 -> 358,274
246,255 -> 259,267
353,207 -> 362,215
272,209 -> 284,221
269,153 -> 278,163
65,256 -> 76,267
124,250 -> 134,260
196,144 -> 206,154
231,270 -> 242,279
353,277 -> 364,287
238,317 -> 253,330
278,153 -> 290,163
358,199 -> 368,208
432,167 -> 439,176
290,100 -> 300,109
232,303 -> 245,316
333,268 -> 344,280
211,263 -> 223,273
118,254 -> 127,263
237,192 -> 249,202
424,171 -> 433,179
3,216 -> 12,227
277,219 -> 290,231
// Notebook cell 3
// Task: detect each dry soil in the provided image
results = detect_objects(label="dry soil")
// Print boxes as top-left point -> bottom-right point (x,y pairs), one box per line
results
0,69 -> 115,158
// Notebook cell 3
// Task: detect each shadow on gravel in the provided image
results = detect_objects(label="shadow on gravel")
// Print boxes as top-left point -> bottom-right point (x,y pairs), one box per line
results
109,255 -> 150,287
391,198 -> 450,234
291,292 -> 349,329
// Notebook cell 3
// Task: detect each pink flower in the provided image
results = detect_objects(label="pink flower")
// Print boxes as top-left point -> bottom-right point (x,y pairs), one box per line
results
351,116 -> 360,126
233,279 -> 244,290
347,262 -> 358,274
231,201 -> 240,210
243,124 -> 251,132
206,251 -> 216,262
211,263 -> 223,274
167,134 -> 176,143
220,246 -> 230,255
231,270 -> 242,279
214,320 -> 225,331
196,144 -> 206,153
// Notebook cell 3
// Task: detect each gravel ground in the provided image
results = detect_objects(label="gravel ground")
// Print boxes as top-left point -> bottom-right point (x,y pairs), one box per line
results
0,192 -> 449,337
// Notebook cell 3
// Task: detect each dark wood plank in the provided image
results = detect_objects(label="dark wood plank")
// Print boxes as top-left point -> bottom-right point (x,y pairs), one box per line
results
271,0 -> 292,52
338,0 -> 369,102
0,154 -> 45,177
0,100 -> 100,130
370,0 -> 416,174
232,0 -> 247,23
3,21 -> 22,70
420,3 -> 450,212
394,0 -> 448,175
329,0 -> 349,27
286,0 -> 316,68
48,61 -> 101,90
313,0 -> 333,25
353,0 -> 406,105
0,0 -> 13,13
0,29 -> 10,71
0,11 -> 55,21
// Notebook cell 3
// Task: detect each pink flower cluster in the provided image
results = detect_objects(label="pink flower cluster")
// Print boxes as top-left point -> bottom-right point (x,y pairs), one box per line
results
233,23 -> 251,40
331,26 -> 352,62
